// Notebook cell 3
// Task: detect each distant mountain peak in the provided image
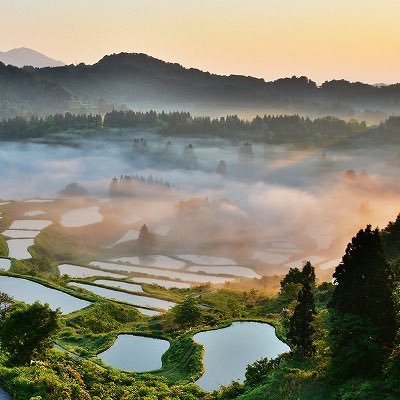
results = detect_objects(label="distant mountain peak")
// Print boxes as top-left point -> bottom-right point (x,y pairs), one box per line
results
0,47 -> 65,68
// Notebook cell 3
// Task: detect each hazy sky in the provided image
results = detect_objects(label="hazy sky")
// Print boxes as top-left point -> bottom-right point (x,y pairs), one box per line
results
2,0 -> 400,83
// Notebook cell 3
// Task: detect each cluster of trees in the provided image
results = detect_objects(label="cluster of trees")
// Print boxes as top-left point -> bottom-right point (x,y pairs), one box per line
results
0,62 -> 72,119
23,53 -> 400,120
109,174 -> 172,197
2,109 -> 400,145
103,110 -> 368,142
58,182 -> 88,197
0,113 -> 102,138
282,219 -> 400,384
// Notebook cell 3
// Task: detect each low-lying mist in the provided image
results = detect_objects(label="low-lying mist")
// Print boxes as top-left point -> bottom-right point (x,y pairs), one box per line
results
2,130 -> 400,279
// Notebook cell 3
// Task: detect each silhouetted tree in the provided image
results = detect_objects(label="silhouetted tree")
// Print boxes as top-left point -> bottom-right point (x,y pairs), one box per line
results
138,224 -> 151,255
381,213 -> 400,260
216,160 -> 227,174
329,225 -> 396,378
287,262 -> 316,357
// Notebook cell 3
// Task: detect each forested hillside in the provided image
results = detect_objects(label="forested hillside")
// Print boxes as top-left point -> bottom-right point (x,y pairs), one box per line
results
0,62 -> 73,119
1,52 -> 400,121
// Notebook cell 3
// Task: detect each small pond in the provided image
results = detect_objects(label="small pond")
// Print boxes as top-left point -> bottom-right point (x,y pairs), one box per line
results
98,334 -> 170,372
0,276 -> 91,314
194,321 -> 290,391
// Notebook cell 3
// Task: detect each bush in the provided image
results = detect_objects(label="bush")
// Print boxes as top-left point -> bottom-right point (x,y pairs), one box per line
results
245,357 -> 275,387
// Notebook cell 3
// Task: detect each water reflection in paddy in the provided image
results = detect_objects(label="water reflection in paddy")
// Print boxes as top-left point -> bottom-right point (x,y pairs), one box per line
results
98,334 -> 170,372
194,322 -> 290,391
69,282 -> 176,309
0,276 -> 91,314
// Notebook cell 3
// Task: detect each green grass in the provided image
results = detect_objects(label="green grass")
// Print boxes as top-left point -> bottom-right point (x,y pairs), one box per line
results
153,335 -> 204,383
0,236 -> 8,257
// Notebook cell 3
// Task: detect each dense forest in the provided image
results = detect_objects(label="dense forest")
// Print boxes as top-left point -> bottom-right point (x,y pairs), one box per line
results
27,53 -> 400,116
2,52 -> 400,121
2,109 -> 400,144
0,62 -> 73,119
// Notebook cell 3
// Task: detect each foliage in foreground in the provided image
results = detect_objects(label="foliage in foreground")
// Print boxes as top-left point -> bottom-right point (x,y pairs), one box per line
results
0,351 -> 207,400
0,302 -> 60,365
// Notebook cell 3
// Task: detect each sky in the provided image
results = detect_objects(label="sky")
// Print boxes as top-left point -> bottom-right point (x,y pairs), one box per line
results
2,0 -> 400,84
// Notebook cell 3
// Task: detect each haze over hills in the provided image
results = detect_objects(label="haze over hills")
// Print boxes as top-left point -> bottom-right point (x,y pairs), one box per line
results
0,48 -> 65,68
1,50 -> 400,121
0,62 -> 74,119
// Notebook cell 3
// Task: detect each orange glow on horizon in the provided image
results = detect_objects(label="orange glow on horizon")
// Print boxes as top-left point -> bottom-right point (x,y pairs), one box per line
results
2,0 -> 400,84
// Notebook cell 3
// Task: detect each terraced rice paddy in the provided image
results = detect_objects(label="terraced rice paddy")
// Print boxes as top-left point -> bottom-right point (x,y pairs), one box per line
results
111,255 -> 186,270
69,282 -> 176,309
187,265 -> 261,279
194,322 -> 290,391
89,261 -> 237,284
7,239 -> 34,259
60,206 -> 103,227
97,335 -> 170,372
58,264 -> 127,279
178,255 -> 236,265
0,276 -> 91,313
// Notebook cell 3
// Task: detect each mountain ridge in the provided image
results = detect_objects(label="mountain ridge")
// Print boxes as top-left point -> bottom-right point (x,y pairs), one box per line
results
0,47 -> 65,68
1,50 -> 400,121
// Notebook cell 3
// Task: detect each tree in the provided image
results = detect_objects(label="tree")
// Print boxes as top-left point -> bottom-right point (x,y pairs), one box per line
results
172,297 -> 202,328
280,263 -> 316,301
138,224 -> 152,255
0,292 -> 13,322
245,357 -> 276,387
301,261 -> 316,287
287,262 -> 316,357
381,213 -> 400,260
280,267 -> 302,291
0,302 -> 60,364
329,225 -> 396,378
216,160 -> 227,174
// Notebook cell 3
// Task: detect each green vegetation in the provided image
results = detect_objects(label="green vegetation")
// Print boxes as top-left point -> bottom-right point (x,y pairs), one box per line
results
1,210 -> 400,398
138,224 -> 152,255
171,297 -> 202,328
329,225 -> 396,378
287,262 -> 316,357
0,302 -> 60,364
0,113 -> 102,139
0,236 -> 8,257
0,62 -> 73,119
3,109 -> 400,146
